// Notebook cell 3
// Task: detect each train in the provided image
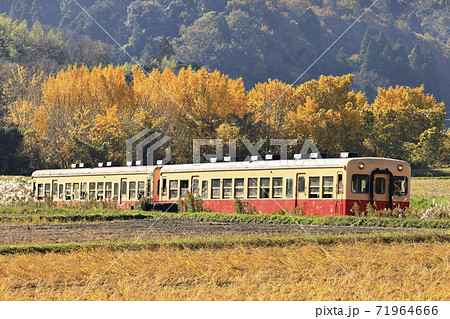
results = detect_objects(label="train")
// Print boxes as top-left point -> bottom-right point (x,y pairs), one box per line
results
31,154 -> 411,216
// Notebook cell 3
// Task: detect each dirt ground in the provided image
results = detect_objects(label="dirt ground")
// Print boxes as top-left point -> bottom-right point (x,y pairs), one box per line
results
0,219 -> 430,245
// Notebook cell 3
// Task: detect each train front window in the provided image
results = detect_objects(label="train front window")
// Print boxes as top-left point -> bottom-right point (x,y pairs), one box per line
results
180,180 -> 189,198
223,179 -> 232,199
375,178 -> 386,194
234,178 -> 244,199
322,176 -> 334,198
211,179 -> 220,199
260,178 -> 270,198
169,180 -> 178,199
248,178 -> 258,198
393,176 -> 408,196
201,180 -> 208,199
309,177 -> 320,198
272,177 -> 283,198
351,174 -> 369,193
286,178 -> 293,198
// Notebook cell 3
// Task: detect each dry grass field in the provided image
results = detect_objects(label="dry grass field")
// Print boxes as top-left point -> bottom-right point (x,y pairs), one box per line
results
0,241 -> 448,301
410,178 -> 450,198
0,175 -> 448,301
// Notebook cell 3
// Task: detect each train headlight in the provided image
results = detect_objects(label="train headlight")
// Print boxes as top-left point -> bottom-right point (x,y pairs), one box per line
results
358,162 -> 365,169
397,164 -> 404,171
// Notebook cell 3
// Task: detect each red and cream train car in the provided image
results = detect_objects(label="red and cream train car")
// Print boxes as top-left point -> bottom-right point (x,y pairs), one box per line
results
32,157 -> 410,216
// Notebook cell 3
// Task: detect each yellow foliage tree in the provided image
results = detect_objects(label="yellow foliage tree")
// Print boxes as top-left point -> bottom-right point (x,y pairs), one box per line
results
287,74 -> 367,156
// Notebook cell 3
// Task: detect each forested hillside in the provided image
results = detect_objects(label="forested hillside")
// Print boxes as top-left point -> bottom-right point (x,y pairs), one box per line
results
0,0 -> 448,173
1,0 -> 448,107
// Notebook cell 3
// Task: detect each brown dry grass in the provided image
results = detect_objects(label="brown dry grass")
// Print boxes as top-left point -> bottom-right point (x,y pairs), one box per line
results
410,178 -> 450,198
0,242 -> 448,301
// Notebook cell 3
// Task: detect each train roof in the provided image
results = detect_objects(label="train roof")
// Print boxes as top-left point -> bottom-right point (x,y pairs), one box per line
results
31,165 -> 156,178
159,157 -> 407,173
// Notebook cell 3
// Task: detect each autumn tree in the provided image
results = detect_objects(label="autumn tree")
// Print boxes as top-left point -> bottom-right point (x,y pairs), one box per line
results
287,74 -> 367,156
363,85 -> 446,162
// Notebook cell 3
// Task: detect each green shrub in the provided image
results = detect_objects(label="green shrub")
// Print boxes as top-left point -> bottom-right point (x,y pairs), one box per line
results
235,199 -> 245,214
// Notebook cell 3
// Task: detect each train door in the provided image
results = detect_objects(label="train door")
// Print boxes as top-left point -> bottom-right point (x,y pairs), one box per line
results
120,178 -> 127,204
336,172 -> 344,215
295,173 -> 307,213
372,173 -> 390,210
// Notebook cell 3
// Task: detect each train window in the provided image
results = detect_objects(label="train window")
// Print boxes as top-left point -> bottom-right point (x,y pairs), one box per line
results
73,183 -> 80,200
272,177 -> 283,198
121,180 -> 127,199
113,183 -> 119,200
309,177 -> 320,198
211,179 -> 221,199
201,180 -> 208,199
138,181 -> 145,199
129,181 -> 136,200
337,173 -> 343,194
58,184 -> 64,200
393,176 -> 408,196
97,182 -> 104,200
89,182 -> 96,200
192,179 -> 199,195
375,177 -> 386,194
298,176 -> 305,194
162,178 -> 167,197
169,180 -> 178,199
223,179 -> 232,199
322,176 -> 334,198
65,183 -> 72,200
180,180 -> 189,198
53,182 -> 58,197
351,174 -> 369,193
234,178 -> 244,199
286,178 -> 293,198
260,178 -> 270,199
81,183 -> 87,200
105,182 -> 112,200
248,178 -> 258,198
37,184 -> 44,200
44,183 -> 51,197
33,182 -> 36,196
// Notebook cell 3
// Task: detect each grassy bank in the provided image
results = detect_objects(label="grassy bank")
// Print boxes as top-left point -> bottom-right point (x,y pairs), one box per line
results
0,230 -> 447,255
0,208 -> 449,228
